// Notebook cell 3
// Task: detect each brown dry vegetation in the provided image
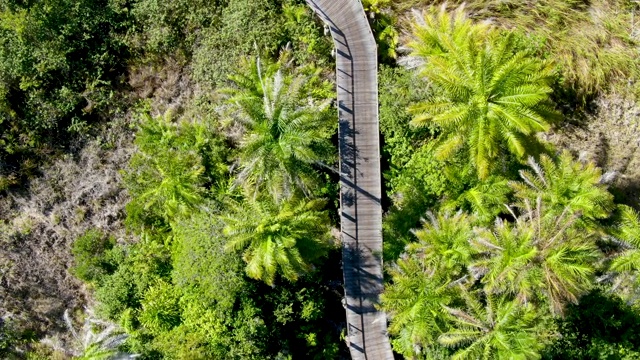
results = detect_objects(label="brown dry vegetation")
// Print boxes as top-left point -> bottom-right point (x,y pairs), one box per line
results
545,90 -> 640,207
0,122 -> 133,338
0,52 -> 201,343
128,55 -> 194,115
0,46 -> 225,351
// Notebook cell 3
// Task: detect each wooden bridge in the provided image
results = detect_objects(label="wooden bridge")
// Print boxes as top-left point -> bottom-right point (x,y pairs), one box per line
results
305,1 -> 394,359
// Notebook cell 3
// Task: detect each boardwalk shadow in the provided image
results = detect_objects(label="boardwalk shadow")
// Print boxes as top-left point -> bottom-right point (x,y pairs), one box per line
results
339,114 -> 358,171
339,113 -> 359,208
342,243 -> 384,314
310,0 -> 384,321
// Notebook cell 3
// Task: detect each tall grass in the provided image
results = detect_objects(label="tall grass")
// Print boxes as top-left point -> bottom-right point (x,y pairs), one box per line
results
395,0 -> 640,97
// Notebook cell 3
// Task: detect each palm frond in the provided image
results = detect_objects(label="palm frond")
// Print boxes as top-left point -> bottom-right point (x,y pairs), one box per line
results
220,197 -> 331,285
223,56 -> 334,201
406,6 -> 558,179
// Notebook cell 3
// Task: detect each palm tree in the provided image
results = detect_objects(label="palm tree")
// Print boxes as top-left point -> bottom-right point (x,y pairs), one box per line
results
511,151 -> 614,225
135,151 -> 204,219
409,210 -> 476,280
610,205 -> 640,273
221,197 -> 331,285
382,211 -> 477,357
61,309 -> 138,360
406,6 -> 558,179
126,111 -> 206,221
607,205 -> 640,302
225,57 -> 334,201
380,255 -> 454,357
471,200 -> 599,315
438,290 -> 545,360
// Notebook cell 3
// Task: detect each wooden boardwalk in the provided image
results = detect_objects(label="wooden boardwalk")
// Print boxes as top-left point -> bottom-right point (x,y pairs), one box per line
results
306,1 -> 394,359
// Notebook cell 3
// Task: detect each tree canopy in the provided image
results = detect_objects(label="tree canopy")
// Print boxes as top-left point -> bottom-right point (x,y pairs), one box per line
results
2,0 -> 640,359
407,6 -> 558,179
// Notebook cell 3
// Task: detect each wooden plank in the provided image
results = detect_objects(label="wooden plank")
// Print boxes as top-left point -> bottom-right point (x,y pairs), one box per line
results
305,1 -> 394,359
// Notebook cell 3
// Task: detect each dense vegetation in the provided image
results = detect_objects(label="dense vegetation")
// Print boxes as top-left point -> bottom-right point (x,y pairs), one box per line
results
378,3 -> 640,359
1,0 -> 640,359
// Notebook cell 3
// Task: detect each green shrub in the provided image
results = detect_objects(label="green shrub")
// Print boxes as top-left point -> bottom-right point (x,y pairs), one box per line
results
95,237 -> 172,320
171,210 -> 244,312
0,0 -> 131,163
0,318 -> 28,360
95,267 -> 141,320
139,280 -> 182,335
379,66 -> 452,260
148,324 -> 213,359
71,230 -> 117,283
129,0 -> 224,55
280,2 -> 332,67
362,0 -> 399,63
191,0 -> 285,87
379,65 -> 433,170
542,289 -> 640,359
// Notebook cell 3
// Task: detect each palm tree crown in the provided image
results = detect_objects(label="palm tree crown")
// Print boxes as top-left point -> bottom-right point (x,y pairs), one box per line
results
381,254 -> 454,357
409,210 -> 476,280
221,197 -> 331,285
381,211 -> 475,356
225,57 -> 334,201
511,151 -> 614,224
127,112 -> 206,220
406,6 -> 558,179
611,205 -> 640,273
606,205 -> 640,302
471,200 -> 599,315
439,291 -> 544,360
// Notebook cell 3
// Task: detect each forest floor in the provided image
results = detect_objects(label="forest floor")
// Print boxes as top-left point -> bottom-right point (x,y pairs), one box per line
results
0,57 -> 190,349
547,90 -> 640,207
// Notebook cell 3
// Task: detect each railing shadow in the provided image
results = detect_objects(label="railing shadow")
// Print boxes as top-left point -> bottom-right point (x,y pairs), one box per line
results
342,243 -> 384,313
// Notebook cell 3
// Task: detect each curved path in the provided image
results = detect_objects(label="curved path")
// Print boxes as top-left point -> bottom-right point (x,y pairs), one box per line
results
305,1 -> 393,359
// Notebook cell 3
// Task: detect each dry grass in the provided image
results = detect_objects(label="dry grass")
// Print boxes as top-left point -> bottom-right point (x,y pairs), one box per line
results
0,121 -> 134,340
396,0 -> 640,96
128,54 -> 193,115
543,87 -> 640,206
